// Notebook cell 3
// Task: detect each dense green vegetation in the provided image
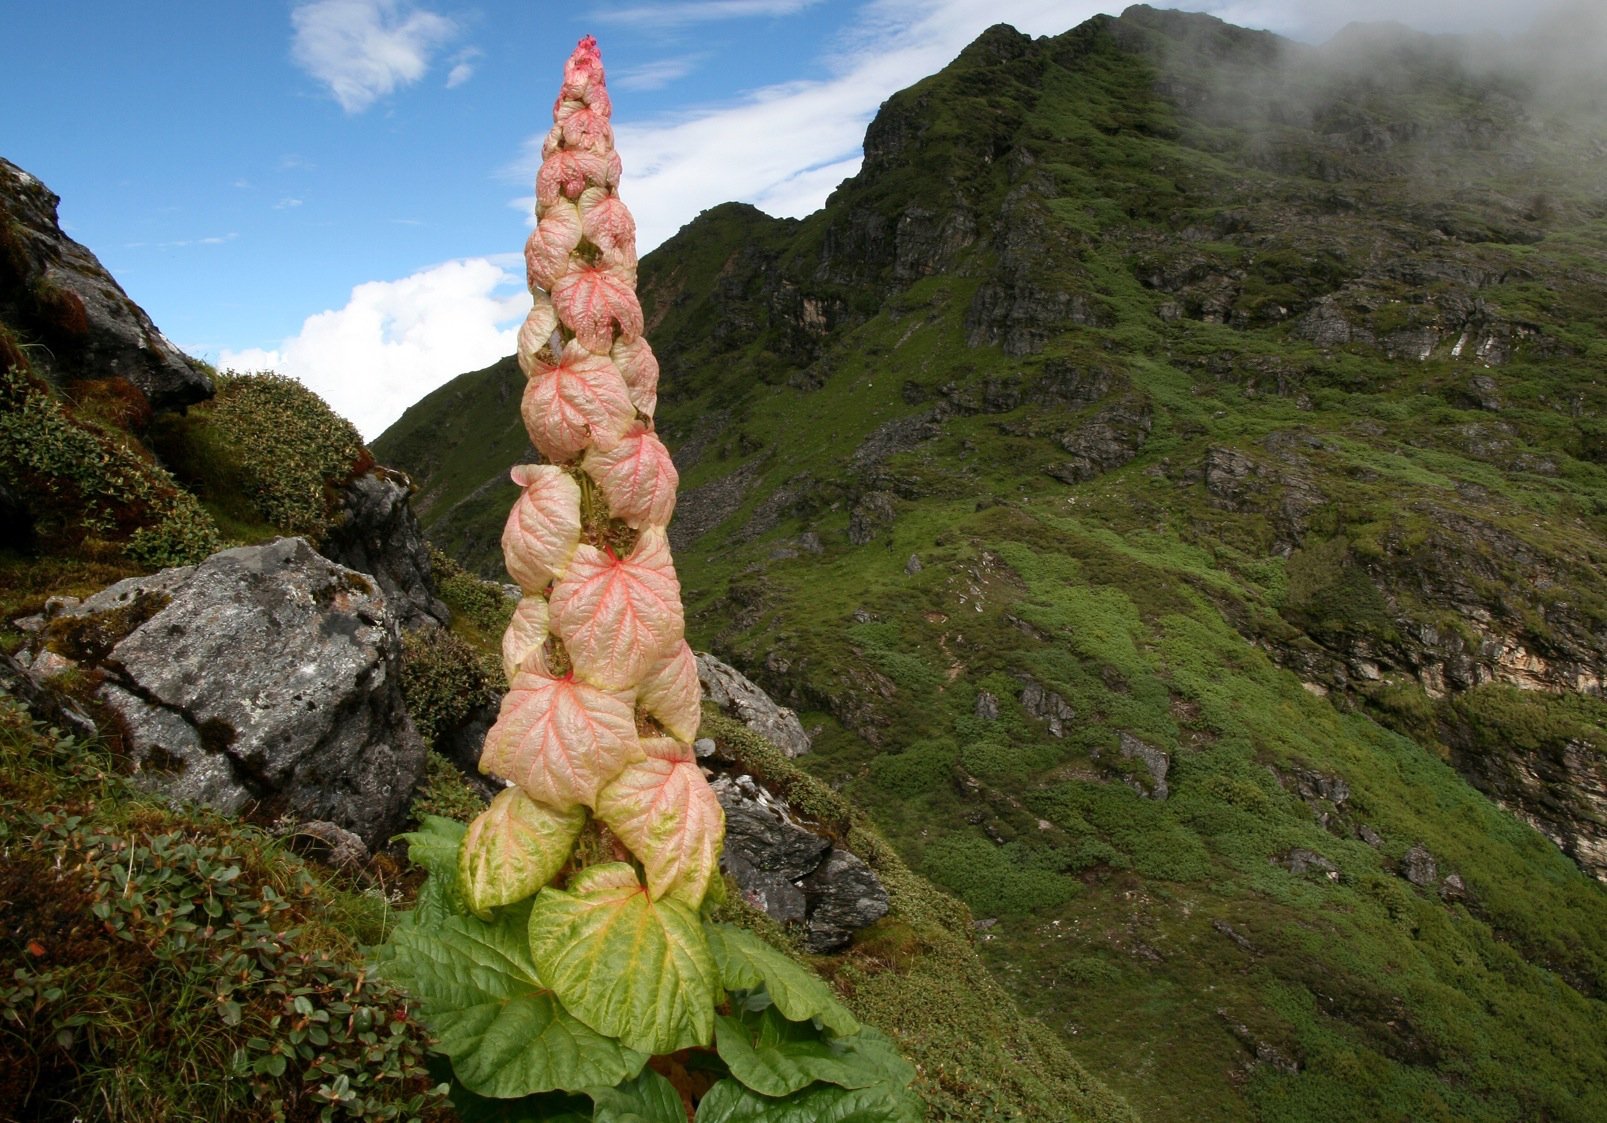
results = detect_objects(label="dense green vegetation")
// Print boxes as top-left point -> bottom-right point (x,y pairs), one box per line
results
0,695 -> 450,1122
381,8 -> 1607,1120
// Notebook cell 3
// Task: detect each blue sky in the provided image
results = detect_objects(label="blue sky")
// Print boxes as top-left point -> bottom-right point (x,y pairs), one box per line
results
3,0 -> 1550,437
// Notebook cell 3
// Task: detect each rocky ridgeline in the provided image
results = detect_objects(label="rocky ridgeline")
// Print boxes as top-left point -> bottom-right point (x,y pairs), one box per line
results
1,157 -> 212,410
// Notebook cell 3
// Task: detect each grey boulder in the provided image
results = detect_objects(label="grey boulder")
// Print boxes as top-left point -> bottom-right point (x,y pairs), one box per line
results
30,537 -> 426,849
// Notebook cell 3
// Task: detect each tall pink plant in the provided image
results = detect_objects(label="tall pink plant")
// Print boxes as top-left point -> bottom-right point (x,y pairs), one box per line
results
464,34 -> 720,918
383,42 -> 919,1117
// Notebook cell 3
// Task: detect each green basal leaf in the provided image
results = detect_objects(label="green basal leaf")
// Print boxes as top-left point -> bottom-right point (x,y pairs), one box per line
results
408,866 -> 463,930
530,862 -> 718,1055
705,923 -> 858,1037
399,814 -> 468,881
429,1054 -> 592,1123
694,1074 -> 924,1123
380,899 -> 646,1097
714,1005 -> 909,1099
589,1066 -> 687,1123
461,787 -> 586,917
398,814 -> 470,925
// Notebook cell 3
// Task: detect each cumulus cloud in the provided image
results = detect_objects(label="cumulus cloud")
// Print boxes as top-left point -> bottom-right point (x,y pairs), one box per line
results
290,0 -> 459,113
220,257 -> 527,440
514,0 -> 1099,253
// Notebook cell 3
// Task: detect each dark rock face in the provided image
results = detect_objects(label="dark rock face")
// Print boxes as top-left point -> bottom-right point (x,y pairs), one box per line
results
696,652 -> 811,757
711,773 -> 890,952
0,648 -> 97,741
966,184 -> 1106,357
321,466 -> 450,630
0,158 -> 212,410
1019,676 -> 1075,737
798,847 -> 892,953
848,489 -> 899,546
1278,848 -> 1340,880
1449,735 -> 1607,883
1047,393 -> 1154,484
20,538 -> 426,848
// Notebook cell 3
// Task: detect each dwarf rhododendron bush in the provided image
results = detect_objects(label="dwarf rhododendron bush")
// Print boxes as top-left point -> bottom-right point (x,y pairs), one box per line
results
379,36 -> 919,1121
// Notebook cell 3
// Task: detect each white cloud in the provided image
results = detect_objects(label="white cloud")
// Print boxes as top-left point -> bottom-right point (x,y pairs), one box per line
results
290,0 -> 459,114
274,197 -> 304,209
614,55 -> 705,92
445,46 -> 481,89
515,0 -> 1104,253
594,0 -> 824,27
220,257 -> 527,440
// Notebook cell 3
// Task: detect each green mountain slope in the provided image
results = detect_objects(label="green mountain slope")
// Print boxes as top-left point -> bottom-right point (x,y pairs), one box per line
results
377,7 -> 1607,1119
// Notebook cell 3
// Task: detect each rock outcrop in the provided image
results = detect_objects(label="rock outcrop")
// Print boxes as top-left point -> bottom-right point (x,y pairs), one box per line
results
711,773 -> 890,952
17,537 -> 427,848
1449,735 -> 1607,884
0,157 -> 213,410
321,465 -> 450,630
696,652 -> 812,757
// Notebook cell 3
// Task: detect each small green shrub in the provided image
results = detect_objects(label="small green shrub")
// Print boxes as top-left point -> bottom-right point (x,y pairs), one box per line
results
0,699 -> 447,1123
157,371 -> 369,540
919,834 -> 1080,917
399,628 -> 498,751
426,546 -> 511,643
869,738 -> 960,798
407,752 -> 487,825
0,364 -> 221,566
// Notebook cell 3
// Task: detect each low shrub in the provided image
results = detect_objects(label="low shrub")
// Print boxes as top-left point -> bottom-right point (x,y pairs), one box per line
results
155,372 -> 369,541
0,364 -> 221,566
0,698 -> 448,1122
399,628 -> 498,751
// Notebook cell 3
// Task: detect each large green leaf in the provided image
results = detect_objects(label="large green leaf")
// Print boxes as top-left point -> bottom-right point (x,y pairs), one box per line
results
397,814 -> 469,925
408,868 -> 463,930
399,814 -> 468,880
705,924 -> 858,1037
713,1006 -> 907,1099
381,900 -> 646,1097
461,787 -> 586,917
530,862 -> 718,1055
694,1075 -> 923,1123
434,1054 -> 591,1123
589,1067 -> 688,1123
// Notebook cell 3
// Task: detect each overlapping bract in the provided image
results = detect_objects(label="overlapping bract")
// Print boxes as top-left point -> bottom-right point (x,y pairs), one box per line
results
468,34 -> 721,970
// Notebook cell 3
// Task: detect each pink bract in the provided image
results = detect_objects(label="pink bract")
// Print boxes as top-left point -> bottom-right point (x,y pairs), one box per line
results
520,340 -> 635,461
